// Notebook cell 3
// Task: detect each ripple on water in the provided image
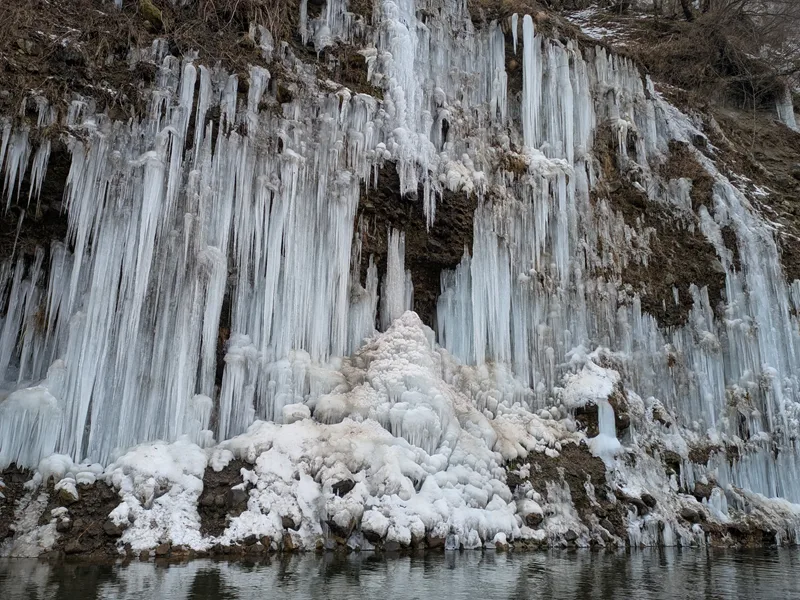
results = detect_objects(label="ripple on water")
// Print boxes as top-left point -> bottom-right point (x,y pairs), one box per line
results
1,548 -> 800,599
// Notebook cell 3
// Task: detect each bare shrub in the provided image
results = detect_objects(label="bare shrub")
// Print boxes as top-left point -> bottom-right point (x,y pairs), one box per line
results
637,0 -> 800,108
193,0 -> 299,40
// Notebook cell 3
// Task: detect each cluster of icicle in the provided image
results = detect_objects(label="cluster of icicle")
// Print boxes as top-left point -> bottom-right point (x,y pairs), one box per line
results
0,0 -> 799,514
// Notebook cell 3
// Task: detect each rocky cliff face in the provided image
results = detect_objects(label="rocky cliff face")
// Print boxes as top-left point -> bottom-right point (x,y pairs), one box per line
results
1,0 -> 800,558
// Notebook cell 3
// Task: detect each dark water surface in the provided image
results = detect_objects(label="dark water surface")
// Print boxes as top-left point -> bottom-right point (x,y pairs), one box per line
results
2,548 -> 799,599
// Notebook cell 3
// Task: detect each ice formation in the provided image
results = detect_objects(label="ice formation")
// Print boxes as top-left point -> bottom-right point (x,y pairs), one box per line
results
2,0 -> 800,555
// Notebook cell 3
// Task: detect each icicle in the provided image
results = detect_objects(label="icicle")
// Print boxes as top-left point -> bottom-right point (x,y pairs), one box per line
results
3,127 -> 31,208
380,229 -> 411,330
27,140 -> 51,207
522,15 -> 541,149
512,13 -> 519,55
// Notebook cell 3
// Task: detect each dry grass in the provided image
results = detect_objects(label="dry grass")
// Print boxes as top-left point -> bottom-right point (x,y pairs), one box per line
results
0,0 -> 305,122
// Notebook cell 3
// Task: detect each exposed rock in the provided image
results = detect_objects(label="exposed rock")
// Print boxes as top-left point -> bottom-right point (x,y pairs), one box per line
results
282,515 -> 299,530
525,513 -> 544,528
641,493 -> 657,509
654,406 -> 674,428
662,450 -> 682,476
103,519 -> 126,537
41,478 -> 132,558
198,460 -> 247,536
593,127 -> 728,327
622,494 -> 650,517
564,529 -> 579,542
56,518 -> 72,533
574,383 -> 630,436
327,516 -> 355,539
57,484 -> 79,506
680,507 -> 701,523
426,534 -> 445,549
0,465 -> 32,540
155,542 -> 171,556
514,443 -> 627,540
692,482 -> 714,501
331,479 -> 356,497
688,445 -> 717,465
63,540 -> 84,555
226,487 -> 249,509
282,532 -> 297,552
356,163 -> 477,327
363,528 -> 385,544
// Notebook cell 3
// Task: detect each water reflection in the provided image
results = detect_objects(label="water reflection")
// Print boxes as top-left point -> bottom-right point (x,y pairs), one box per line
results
2,548 -> 800,599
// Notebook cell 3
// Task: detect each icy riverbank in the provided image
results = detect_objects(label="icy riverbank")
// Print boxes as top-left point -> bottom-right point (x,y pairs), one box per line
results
3,314 -> 800,558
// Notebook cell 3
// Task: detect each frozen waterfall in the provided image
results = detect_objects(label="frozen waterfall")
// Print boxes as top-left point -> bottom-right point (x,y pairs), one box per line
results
0,1 -> 799,518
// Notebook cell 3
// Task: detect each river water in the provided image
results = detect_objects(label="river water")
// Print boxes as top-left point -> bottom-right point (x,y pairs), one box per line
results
2,548 -> 799,599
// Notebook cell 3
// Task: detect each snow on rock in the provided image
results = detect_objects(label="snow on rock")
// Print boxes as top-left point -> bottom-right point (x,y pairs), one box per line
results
558,352 -> 620,410
103,437 -> 208,551
26,454 -> 104,490
0,490 -> 55,558
53,478 -> 79,504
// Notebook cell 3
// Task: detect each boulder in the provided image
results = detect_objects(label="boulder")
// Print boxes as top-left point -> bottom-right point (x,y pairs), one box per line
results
525,512 -> 544,528
641,493 -> 657,508
331,479 -> 356,497
226,487 -> 248,509
64,540 -> 84,555
55,479 -> 79,505
56,518 -> 72,533
680,507 -> 701,523
426,534 -> 445,548
103,519 -> 126,537
155,543 -> 171,556
282,515 -> 299,530
282,532 -> 297,552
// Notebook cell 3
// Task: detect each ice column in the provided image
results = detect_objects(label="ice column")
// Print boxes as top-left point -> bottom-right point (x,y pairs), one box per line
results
380,229 -> 413,330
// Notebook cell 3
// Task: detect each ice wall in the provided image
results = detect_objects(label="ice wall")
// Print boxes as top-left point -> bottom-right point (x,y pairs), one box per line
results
0,1 -> 799,516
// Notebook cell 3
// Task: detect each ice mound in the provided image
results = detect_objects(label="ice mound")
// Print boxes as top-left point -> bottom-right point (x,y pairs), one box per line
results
202,312 -> 577,549
104,438 -> 208,551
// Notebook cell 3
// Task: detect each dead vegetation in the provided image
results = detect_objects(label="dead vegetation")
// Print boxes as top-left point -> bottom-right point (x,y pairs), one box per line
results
0,0 -> 307,122
586,1 -> 800,110
468,0 -> 547,25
